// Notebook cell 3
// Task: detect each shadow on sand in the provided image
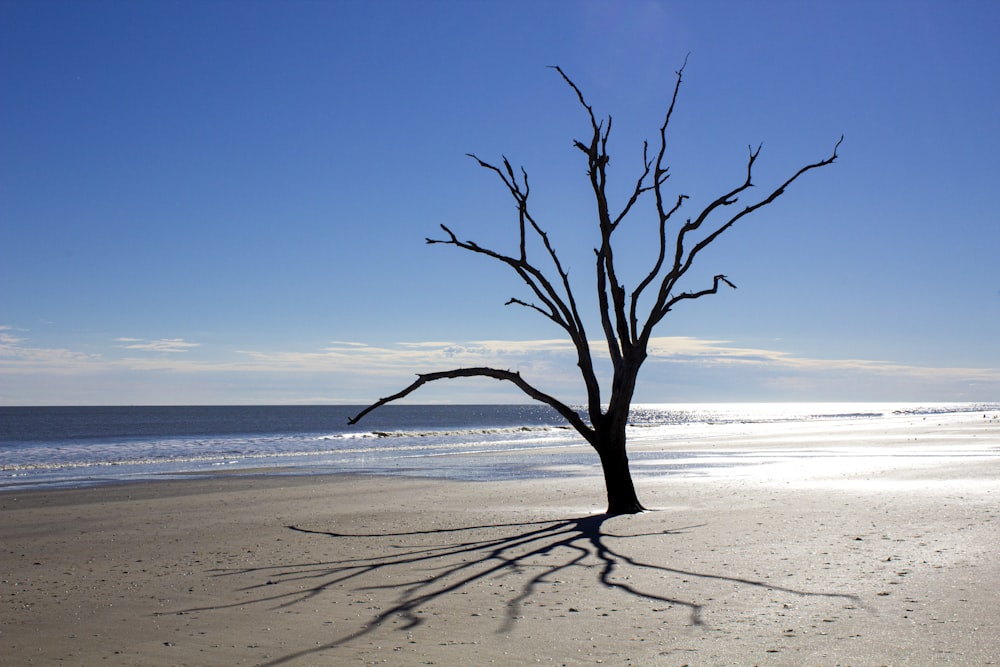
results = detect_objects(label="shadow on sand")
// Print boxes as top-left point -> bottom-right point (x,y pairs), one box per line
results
177,514 -> 858,665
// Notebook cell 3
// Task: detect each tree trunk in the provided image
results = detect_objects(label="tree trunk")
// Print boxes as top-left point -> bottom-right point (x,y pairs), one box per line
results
596,429 -> 646,515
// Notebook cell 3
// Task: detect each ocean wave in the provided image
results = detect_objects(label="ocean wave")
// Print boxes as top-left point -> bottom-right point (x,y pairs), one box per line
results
0,437 -> 585,473
321,425 -> 571,441
891,403 -> 999,416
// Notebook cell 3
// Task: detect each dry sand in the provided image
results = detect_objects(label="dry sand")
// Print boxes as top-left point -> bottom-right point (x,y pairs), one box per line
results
2,412 -> 998,666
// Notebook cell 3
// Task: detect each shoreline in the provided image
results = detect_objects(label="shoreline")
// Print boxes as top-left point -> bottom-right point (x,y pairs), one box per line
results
5,403 -> 997,494
5,408 -> 998,496
2,415 -> 998,665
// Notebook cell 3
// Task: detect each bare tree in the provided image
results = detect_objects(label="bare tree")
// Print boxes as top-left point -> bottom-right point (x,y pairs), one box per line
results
350,61 -> 841,514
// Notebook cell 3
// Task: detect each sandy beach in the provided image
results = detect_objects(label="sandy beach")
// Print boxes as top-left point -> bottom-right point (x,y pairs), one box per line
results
2,412 -> 998,666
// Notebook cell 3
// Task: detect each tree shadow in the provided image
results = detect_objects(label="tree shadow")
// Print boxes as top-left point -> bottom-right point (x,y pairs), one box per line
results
174,514 -> 859,665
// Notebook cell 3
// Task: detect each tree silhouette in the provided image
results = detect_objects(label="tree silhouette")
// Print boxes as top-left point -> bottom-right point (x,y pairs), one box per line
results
350,60 -> 841,514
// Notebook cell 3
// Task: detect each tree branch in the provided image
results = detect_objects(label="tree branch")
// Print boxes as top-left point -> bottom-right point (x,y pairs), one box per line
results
552,66 -> 631,369
643,136 -> 842,336
458,151 -> 604,423
427,223 -> 568,331
663,274 -> 737,312
628,56 -> 689,340
682,137 -> 842,278
348,367 -> 595,444
630,192 -> 686,338
505,297 -> 553,320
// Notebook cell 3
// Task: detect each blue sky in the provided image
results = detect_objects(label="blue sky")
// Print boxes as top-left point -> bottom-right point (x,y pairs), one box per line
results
2,0 -> 998,406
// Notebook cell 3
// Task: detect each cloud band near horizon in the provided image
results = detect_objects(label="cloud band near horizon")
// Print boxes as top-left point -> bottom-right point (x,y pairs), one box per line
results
1,326 -> 997,405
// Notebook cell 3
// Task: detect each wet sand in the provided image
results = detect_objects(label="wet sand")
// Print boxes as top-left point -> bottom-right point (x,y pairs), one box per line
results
2,412 -> 998,665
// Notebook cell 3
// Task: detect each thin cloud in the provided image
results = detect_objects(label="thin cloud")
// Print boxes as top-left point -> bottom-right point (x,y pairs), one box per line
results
0,326 -> 25,347
115,337 -> 200,353
647,335 -> 1000,379
0,328 -> 103,373
228,337 -> 1000,391
2,330 -> 998,403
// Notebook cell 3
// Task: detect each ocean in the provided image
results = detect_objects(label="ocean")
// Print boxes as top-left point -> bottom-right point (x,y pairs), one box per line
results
1,402 -> 996,491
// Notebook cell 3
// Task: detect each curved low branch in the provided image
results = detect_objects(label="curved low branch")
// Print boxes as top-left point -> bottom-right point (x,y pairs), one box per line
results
348,367 -> 595,444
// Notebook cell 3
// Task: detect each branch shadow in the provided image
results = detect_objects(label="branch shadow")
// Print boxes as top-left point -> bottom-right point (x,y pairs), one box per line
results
171,514 -> 859,665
